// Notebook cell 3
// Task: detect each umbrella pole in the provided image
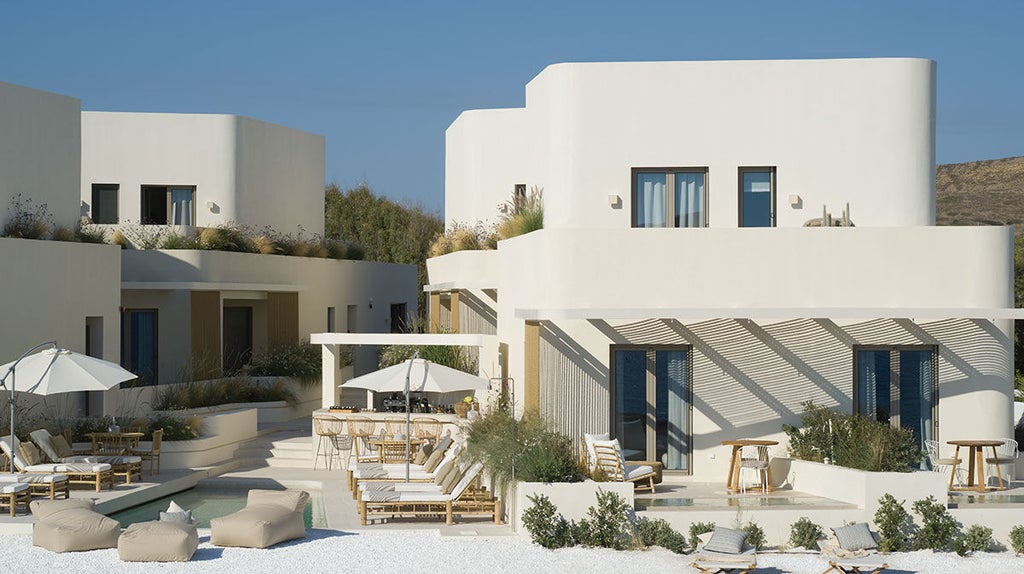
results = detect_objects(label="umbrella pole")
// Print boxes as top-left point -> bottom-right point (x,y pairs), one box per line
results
1,341 -> 57,447
405,352 -> 418,483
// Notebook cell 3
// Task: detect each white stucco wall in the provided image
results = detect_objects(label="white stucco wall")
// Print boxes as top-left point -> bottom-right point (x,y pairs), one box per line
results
0,82 -> 82,228
445,58 -> 936,230
121,250 -> 417,384
81,112 -> 325,234
0,238 -> 121,365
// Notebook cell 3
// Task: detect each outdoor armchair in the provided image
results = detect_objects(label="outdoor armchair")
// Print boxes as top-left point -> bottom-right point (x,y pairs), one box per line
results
1,435 -> 113,492
985,437 -> 1018,488
130,428 -> 163,475
925,439 -> 965,487
591,438 -> 656,492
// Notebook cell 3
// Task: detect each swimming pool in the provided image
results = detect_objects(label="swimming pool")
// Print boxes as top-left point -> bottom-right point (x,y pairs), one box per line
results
634,495 -> 855,511
110,486 -> 326,528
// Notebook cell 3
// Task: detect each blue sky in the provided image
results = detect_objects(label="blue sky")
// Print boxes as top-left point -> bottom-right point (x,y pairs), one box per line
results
2,1 -> 1021,214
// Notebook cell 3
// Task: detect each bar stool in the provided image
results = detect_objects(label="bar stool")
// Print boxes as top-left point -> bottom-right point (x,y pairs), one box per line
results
346,416 -> 379,463
413,417 -> 442,447
313,414 -> 344,470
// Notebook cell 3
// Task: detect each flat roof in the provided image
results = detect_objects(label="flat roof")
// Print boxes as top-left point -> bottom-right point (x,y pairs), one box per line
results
514,307 -> 1024,321
310,333 -> 486,346
121,282 -> 306,292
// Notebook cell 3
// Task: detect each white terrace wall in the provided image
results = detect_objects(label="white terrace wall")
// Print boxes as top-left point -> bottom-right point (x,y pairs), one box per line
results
445,58 -> 935,230
0,82 -> 82,228
81,112 -> 325,235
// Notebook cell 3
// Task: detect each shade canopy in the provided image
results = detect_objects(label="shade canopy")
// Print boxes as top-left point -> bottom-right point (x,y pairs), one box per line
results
0,347 -> 137,396
1,343 -> 138,444
341,358 -> 490,394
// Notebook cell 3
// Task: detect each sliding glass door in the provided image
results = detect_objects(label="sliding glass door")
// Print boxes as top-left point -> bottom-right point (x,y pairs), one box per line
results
855,346 -> 937,453
611,346 -> 691,471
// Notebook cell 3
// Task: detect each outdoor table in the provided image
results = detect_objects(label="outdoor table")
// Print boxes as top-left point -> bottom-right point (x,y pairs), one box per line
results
722,439 -> 778,493
947,439 -> 1005,492
86,431 -> 144,455
368,437 -> 425,463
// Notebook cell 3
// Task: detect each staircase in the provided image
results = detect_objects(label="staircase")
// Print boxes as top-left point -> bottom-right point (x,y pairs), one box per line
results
233,419 -> 315,469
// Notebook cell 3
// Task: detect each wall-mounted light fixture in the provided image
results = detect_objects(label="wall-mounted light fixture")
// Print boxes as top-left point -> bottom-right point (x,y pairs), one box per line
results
788,194 -> 802,208
369,299 -> 374,310
608,194 -> 622,209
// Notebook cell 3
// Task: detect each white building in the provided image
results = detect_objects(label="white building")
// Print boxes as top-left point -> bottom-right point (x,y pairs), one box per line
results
0,81 -> 416,419
428,58 -> 1017,481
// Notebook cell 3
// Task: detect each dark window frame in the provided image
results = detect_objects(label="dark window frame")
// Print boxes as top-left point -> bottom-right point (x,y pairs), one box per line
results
738,166 -> 777,227
630,167 -> 709,228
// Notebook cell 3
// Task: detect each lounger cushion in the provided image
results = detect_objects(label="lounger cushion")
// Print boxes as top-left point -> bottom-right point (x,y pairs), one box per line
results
832,522 -> 877,551
0,482 -> 29,494
0,473 -> 68,485
210,489 -> 309,548
29,430 -> 61,462
582,433 -> 610,469
703,527 -> 748,554
51,435 -> 74,459
625,464 -> 654,480
19,442 -> 42,466
26,462 -> 111,473
30,498 -> 121,552
118,520 -> 198,562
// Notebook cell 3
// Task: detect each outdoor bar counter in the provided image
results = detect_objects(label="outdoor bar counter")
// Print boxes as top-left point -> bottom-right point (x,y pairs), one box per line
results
311,408 -> 470,439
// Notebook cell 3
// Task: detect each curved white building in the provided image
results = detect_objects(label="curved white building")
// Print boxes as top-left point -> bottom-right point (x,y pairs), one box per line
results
429,58 -> 1016,481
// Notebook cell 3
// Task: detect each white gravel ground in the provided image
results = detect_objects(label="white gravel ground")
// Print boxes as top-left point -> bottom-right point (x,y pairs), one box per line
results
1,530 -> 1021,573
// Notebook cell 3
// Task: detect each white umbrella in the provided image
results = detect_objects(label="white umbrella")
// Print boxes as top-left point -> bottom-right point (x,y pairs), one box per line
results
0,341 -> 138,443
342,355 -> 490,480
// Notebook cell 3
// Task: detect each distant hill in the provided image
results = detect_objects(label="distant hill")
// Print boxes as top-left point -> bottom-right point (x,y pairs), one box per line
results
936,156 -> 1024,233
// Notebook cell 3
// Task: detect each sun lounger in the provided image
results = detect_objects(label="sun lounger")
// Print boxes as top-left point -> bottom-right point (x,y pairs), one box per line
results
348,440 -> 460,497
0,472 -> 69,499
819,523 -> 888,574
30,429 -> 143,484
1,435 -> 114,492
691,528 -> 758,574
358,461 -> 500,525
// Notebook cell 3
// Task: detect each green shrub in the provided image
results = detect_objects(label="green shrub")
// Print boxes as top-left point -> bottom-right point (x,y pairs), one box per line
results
576,489 -> 632,550
1009,524 -> 1024,554
153,377 -> 297,411
428,221 -> 497,257
522,493 -> 577,549
740,521 -> 766,550
465,408 -> 582,492
689,521 -> 716,549
789,517 -> 825,550
139,413 -> 203,441
912,495 -> 960,551
247,341 -> 327,385
783,402 -> 918,472
954,524 -> 993,556
51,225 -> 75,242
159,231 -> 197,249
633,517 -> 687,554
874,493 -> 915,552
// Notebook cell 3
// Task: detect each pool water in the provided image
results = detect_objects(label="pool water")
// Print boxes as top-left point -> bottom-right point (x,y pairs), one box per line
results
110,487 -> 324,528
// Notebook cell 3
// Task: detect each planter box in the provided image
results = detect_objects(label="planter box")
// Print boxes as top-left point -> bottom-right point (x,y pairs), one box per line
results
775,457 -> 947,513
152,376 -> 319,425
157,408 -> 258,469
510,480 -> 634,533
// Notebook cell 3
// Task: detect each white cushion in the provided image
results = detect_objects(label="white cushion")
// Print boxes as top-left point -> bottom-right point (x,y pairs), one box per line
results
0,482 -> 29,494
582,433 -> 609,470
625,464 -> 654,480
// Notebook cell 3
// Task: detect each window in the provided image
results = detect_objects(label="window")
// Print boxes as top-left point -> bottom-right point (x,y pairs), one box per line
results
738,167 -> 775,227
141,185 -> 195,225
632,168 -> 707,228
610,345 -> 691,471
91,184 -> 119,224
854,346 -> 937,454
122,309 -> 158,385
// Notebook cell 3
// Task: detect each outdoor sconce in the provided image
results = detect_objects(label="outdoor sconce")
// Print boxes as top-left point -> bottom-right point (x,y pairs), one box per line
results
206,201 -> 219,213
788,194 -> 802,208
369,299 -> 374,310
608,194 -> 622,209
